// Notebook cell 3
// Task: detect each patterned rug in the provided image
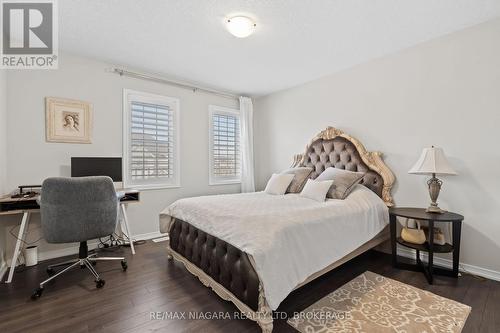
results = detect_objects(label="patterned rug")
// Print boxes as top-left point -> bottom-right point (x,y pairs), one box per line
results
288,271 -> 470,333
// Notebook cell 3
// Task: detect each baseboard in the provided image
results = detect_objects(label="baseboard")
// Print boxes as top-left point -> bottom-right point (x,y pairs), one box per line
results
9,231 -> 167,267
133,231 -> 164,241
38,231 -> 165,262
397,247 -> 500,282
37,240 -> 100,262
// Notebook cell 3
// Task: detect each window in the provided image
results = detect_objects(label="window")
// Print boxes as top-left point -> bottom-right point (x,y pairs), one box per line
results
123,89 -> 180,189
209,105 -> 241,185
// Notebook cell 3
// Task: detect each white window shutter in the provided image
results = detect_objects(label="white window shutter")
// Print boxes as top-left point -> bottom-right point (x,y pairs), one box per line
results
123,90 -> 180,189
209,105 -> 241,185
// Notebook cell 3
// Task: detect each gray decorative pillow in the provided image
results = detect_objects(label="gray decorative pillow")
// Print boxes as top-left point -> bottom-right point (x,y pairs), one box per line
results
280,167 -> 313,193
316,167 -> 365,199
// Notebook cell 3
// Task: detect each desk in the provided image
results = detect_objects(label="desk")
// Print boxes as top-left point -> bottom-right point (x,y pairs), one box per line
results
0,189 -> 140,284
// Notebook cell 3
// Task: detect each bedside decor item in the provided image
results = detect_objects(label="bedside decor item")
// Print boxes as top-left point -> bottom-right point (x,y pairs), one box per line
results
422,225 -> 446,245
408,146 -> 457,213
46,97 -> 93,144
400,218 -> 426,245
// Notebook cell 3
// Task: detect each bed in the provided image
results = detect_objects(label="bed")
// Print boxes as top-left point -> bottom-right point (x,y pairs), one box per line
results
159,126 -> 395,332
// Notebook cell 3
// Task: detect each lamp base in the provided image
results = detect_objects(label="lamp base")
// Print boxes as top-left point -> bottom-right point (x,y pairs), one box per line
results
425,205 -> 446,214
426,174 -> 445,214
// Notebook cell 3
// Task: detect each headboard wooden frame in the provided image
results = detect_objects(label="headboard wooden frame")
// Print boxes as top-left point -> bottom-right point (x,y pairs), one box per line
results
291,126 -> 395,207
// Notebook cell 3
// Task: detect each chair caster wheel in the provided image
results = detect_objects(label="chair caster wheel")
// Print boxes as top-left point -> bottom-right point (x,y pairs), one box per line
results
46,268 -> 55,276
95,279 -> 105,289
31,287 -> 44,300
121,260 -> 128,271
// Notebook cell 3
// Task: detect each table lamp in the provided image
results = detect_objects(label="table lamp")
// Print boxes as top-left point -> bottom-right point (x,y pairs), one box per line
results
408,146 -> 457,213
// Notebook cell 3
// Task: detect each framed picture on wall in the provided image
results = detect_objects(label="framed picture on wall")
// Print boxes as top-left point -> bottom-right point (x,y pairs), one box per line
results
45,97 -> 93,143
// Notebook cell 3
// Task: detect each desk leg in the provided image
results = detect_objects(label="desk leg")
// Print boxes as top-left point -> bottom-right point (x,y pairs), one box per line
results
6,212 -> 31,283
120,204 -> 135,255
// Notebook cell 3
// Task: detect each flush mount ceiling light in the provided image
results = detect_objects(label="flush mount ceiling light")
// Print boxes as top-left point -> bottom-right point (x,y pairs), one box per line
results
226,16 -> 256,38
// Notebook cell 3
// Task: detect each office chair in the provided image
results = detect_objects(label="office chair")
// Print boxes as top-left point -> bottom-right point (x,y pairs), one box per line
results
31,176 -> 127,300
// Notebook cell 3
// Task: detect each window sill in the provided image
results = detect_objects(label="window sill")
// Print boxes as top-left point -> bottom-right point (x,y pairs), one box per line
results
209,180 -> 241,186
123,184 -> 181,191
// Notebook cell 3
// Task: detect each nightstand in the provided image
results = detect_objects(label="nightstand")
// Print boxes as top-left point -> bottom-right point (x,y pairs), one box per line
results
389,207 -> 464,284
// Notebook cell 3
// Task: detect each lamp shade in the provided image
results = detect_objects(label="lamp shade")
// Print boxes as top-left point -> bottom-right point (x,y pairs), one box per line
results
408,147 -> 457,175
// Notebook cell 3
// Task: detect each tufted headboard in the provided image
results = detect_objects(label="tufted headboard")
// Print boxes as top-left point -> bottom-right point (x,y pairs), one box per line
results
291,126 -> 395,206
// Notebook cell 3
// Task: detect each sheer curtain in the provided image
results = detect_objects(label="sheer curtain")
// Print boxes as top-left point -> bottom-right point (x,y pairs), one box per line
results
239,96 -> 255,192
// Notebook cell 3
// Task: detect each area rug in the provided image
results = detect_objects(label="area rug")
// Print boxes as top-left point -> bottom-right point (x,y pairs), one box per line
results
288,271 -> 470,333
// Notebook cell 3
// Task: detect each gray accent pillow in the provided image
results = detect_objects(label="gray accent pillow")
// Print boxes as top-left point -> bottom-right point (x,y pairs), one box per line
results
281,167 -> 313,193
316,167 -> 365,199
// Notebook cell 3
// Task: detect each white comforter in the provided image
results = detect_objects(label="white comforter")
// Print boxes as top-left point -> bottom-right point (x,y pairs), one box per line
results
159,185 -> 388,310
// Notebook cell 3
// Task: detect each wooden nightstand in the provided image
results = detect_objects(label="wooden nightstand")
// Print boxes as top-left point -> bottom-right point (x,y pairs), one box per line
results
389,207 -> 464,284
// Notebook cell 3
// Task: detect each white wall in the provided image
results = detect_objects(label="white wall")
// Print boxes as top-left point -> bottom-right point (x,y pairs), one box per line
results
0,70 -> 6,193
255,19 -> 500,274
0,69 -> 7,275
4,53 -> 239,262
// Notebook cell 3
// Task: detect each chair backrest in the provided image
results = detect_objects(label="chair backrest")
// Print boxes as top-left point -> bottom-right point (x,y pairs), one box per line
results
40,176 -> 118,243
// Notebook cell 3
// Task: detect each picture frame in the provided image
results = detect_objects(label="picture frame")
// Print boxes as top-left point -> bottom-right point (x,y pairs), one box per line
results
45,97 -> 93,144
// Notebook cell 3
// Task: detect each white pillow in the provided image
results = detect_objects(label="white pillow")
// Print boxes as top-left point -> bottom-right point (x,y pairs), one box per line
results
264,173 -> 295,195
300,179 -> 334,202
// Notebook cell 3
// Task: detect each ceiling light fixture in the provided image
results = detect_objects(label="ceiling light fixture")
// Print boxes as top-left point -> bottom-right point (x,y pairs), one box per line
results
226,16 -> 256,38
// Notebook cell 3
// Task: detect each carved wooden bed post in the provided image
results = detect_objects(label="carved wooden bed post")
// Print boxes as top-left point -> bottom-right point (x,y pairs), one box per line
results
256,285 -> 273,332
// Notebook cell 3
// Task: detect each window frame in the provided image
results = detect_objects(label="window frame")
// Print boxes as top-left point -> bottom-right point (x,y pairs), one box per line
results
123,89 -> 181,190
208,105 -> 241,186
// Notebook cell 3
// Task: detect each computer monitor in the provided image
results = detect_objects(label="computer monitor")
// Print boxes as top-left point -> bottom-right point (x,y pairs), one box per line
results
71,157 -> 122,182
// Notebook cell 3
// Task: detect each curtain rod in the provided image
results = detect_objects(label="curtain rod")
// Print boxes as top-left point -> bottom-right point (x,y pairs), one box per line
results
109,67 -> 239,100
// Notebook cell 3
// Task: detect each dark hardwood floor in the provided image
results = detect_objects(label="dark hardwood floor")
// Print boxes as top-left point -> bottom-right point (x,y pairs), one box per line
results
1,241 -> 498,332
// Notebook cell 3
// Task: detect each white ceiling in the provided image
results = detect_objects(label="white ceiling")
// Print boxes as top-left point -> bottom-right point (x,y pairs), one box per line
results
60,0 -> 500,97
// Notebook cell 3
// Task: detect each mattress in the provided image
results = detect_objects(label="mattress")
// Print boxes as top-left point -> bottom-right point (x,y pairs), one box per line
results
160,185 -> 389,310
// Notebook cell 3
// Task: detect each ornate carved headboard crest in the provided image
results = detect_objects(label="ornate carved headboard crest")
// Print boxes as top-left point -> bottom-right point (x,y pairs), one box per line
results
291,126 -> 395,207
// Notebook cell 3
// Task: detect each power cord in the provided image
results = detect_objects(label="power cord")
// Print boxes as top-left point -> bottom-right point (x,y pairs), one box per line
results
9,225 -> 145,270
97,232 -> 145,250
9,224 -> 43,246
9,224 -> 43,270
